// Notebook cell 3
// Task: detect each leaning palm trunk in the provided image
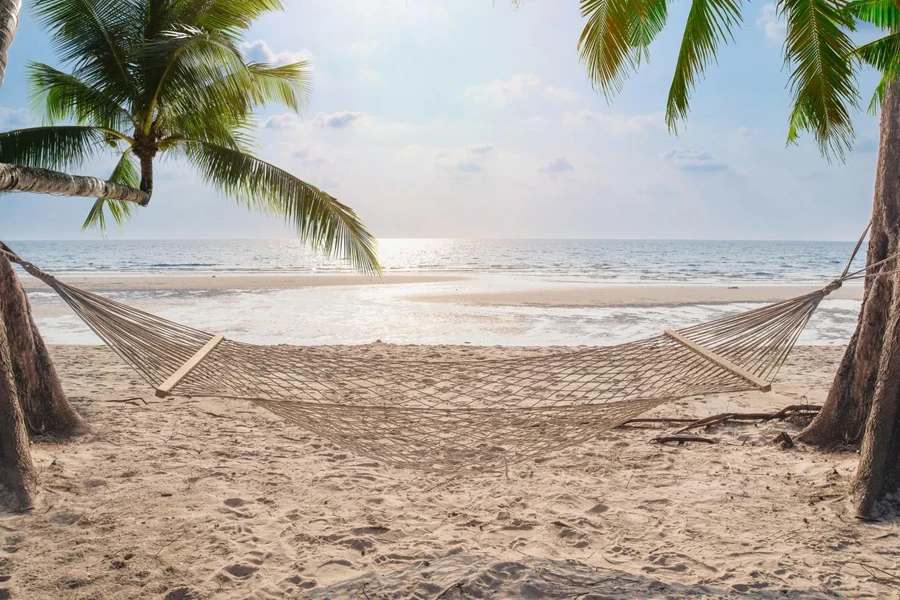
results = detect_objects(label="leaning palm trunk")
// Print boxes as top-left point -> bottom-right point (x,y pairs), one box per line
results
800,80 -> 900,519
0,0 -> 147,507
0,164 -> 150,204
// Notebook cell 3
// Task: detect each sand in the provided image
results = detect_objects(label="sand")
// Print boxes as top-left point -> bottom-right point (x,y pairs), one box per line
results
411,284 -> 864,308
3,343 -> 896,599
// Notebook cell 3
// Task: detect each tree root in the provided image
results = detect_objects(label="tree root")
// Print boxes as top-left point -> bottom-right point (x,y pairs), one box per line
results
672,405 -> 821,434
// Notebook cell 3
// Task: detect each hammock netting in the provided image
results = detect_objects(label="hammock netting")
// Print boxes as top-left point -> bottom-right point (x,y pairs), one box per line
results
10,252 -> 839,471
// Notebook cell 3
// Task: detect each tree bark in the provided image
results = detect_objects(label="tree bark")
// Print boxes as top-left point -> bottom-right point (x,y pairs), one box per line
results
0,163 -> 150,205
0,250 -> 85,436
0,0 -> 20,86
0,294 -> 37,510
800,80 -> 900,519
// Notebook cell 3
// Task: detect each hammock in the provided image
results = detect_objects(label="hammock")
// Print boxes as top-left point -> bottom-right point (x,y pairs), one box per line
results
4,247 -> 857,471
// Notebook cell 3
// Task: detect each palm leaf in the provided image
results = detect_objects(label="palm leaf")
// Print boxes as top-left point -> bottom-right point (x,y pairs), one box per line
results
847,0 -> 900,28
28,63 -> 133,130
32,0 -> 142,103
578,0 -> 669,98
83,151 -> 138,233
666,0 -> 743,131
179,140 -> 380,274
781,0 -> 859,160
0,126 -> 109,170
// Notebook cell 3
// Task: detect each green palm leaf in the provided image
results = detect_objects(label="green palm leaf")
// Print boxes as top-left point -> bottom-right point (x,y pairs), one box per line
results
0,126 -> 110,169
666,0 -> 743,131
578,0 -> 669,97
847,0 -> 900,29
83,150 -> 138,233
28,63 -> 133,130
180,140 -> 380,274
782,0 -> 859,159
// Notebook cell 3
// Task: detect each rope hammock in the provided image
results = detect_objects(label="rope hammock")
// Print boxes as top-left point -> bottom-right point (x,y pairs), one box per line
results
1,244 -> 873,472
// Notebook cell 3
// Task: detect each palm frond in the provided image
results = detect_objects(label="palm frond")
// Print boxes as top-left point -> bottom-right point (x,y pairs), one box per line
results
666,0 -> 743,131
179,0 -> 285,42
179,140 -> 380,274
578,0 -> 669,98
781,0 -> 859,160
28,63 -> 133,130
246,61 -> 312,112
83,150 -> 138,233
137,25 -> 250,132
847,0 -> 900,28
32,0 -> 142,103
0,126 -> 108,170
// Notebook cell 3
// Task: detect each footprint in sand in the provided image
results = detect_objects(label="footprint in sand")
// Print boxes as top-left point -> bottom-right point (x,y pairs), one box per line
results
221,562 -> 258,579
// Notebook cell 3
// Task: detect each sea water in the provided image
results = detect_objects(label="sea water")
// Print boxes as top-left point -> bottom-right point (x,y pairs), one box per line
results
10,239 -> 865,346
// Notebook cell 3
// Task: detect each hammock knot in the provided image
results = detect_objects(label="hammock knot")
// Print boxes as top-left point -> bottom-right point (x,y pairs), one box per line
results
821,279 -> 843,296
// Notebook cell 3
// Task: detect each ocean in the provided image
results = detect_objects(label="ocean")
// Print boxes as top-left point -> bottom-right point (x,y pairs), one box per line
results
10,239 -> 865,347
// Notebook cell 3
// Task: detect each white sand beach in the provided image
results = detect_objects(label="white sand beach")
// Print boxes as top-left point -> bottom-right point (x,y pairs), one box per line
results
2,342 -> 893,599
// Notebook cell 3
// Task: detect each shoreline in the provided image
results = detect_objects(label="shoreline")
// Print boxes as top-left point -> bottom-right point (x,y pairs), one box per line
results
408,283 -> 863,308
19,272 -> 469,292
19,273 -> 864,308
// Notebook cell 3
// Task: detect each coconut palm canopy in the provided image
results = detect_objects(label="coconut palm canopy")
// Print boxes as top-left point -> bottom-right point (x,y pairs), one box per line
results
575,0 -> 886,161
0,0 -> 379,274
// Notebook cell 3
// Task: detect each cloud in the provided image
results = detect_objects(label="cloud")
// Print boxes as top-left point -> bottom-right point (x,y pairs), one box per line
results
291,146 -> 328,166
757,4 -> 786,43
539,157 -> 574,174
313,111 -> 367,129
347,39 -> 381,56
543,86 -> 578,103
661,149 -> 728,172
563,110 -> 663,133
358,68 -> 381,83
435,143 -> 496,175
465,74 -> 575,108
240,40 -> 314,66
263,113 -> 303,129
0,106 -> 31,130
469,143 -> 495,155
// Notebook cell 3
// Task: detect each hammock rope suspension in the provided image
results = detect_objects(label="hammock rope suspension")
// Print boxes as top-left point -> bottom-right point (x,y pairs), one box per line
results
1,243 -> 881,471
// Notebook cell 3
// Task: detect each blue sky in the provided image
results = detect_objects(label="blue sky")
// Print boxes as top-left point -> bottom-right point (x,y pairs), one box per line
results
0,0 -> 885,241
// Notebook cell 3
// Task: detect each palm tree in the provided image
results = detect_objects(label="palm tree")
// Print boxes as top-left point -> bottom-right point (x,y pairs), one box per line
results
574,0 -> 900,518
0,0 -> 380,509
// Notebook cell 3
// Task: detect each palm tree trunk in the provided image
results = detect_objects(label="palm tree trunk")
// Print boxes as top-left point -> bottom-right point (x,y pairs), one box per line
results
0,249 -> 85,435
0,0 -> 20,86
0,163 -> 150,205
0,294 -> 37,510
800,80 -> 900,519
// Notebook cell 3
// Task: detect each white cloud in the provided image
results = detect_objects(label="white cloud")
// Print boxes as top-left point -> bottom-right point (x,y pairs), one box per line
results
358,68 -> 381,83
464,74 -> 575,108
0,107 -> 31,130
465,74 -> 541,107
539,157 -> 574,174
240,40 -> 314,66
661,149 -> 728,172
313,111 -> 367,129
757,4 -> 786,43
435,143 -> 496,174
563,110 -> 663,133
469,143 -> 495,155
543,86 -> 578,103
263,113 -> 303,129
291,146 -> 328,166
347,39 -> 382,56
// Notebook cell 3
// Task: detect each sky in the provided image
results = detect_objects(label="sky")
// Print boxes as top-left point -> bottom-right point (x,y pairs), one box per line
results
0,0 -> 887,241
